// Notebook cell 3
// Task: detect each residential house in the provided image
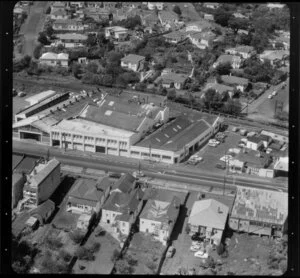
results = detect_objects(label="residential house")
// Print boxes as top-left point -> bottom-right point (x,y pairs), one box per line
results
220,75 -> 249,92
229,186 -> 288,237
148,2 -> 164,10
39,52 -> 69,68
237,29 -> 249,35
101,188 -> 144,236
140,12 -> 159,29
213,54 -> 242,69
158,11 -> 179,31
86,2 -> 102,9
266,3 -> 285,9
22,158 -> 61,210
111,173 -> 136,194
139,188 -> 182,246
270,34 -> 290,51
233,12 -> 248,19
160,72 -> 189,90
203,2 -> 220,9
66,177 -> 111,215
273,156 -> 288,177
225,45 -> 255,59
55,33 -> 87,48
203,13 -> 214,21
104,26 -> 129,41
69,1 -> 85,9
204,82 -> 234,98
258,134 -> 272,148
51,1 -> 66,13
50,10 -> 69,20
187,30 -> 216,49
121,54 -> 145,72
53,19 -> 84,31
259,50 -> 289,68
260,130 -> 288,144
188,199 -> 229,245
84,7 -> 110,21
246,136 -> 264,151
163,31 -> 186,44
185,19 -> 212,32
29,199 -> 55,225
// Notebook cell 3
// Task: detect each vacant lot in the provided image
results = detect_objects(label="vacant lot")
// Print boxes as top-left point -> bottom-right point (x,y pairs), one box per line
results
73,230 -> 120,274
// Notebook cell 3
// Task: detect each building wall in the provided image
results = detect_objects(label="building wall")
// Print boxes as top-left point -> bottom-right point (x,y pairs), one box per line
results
118,220 -> 130,235
101,209 -> 122,225
12,175 -> 26,209
140,218 -> 162,234
35,163 -> 61,205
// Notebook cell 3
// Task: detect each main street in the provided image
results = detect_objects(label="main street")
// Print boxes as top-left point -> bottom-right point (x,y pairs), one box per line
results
13,140 -> 288,192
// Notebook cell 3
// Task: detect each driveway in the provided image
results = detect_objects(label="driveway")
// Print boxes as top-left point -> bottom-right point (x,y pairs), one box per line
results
20,1 -> 49,56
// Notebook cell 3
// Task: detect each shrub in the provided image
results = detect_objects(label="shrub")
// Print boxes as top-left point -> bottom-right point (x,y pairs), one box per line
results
69,230 -> 85,244
87,242 -> 101,253
45,237 -> 63,250
146,261 -> 157,271
111,249 -> 120,262
216,243 -> 225,255
59,249 -> 72,262
126,254 -> 138,266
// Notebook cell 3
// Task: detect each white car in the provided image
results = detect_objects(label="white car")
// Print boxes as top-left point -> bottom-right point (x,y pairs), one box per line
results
194,251 -> 208,258
268,95 -> 273,99
18,91 -> 26,97
190,244 -> 202,252
209,139 -> 220,145
272,91 -> 277,96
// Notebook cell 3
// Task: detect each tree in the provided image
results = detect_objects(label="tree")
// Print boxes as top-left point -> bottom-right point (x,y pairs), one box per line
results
71,63 -> 82,79
45,6 -> 51,14
33,44 -> 43,59
75,247 -> 94,261
45,25 -> 54,38
37,32 -> 50,45
228,17 -> 249,34
86,62 -> 98,74
125,255 -> 138,266
222,99 -> 241,115
59,249 -> 72,262
214,10 -> 232,27
215,62 -> 232,75
216,243 -> 225,255
86,34 -> 97,47
115,260 -> 135,274
45,236 -> 64,250
173,5 -> 182,16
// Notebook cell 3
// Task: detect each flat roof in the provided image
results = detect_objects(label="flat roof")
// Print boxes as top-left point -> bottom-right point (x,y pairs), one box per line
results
231,186 -> 288,225
135,116 -> 211,152
25,90 -> 56,106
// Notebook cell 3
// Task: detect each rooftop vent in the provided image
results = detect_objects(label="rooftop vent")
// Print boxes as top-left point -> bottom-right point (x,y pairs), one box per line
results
218,207 -> 223,214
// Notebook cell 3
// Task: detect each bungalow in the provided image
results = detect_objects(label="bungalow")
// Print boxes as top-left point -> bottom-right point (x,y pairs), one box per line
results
187,31 -> 216,49
188,199 -> 229,245
246,136 -> 264,151
204,83 -> 234,98
203,2 -> 220,9
158,10 -> 179,31
104,26 -> 129,41
39,52 -> 69,67
148,2 -> 164,10
66,177 -> 111,215
163,31 -> 186,44
220,75 -> 250,92
225,45 -> 255,59
160,72 -> 189,90
213,54 -> 242,69
53,19 -> 84,31
229,186 -> 288,237
111,173 -> 136,194
101,188 -> 144,235
259,50 -> 289,68
55,33 -> 87,48
139,188 -> 182,246
185,19 -> 212,32
50,10 -> 69,20
121,54 -> 145,72
203,13 -> 214,21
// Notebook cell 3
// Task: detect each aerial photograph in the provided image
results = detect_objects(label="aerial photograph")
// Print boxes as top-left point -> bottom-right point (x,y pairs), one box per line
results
11,1 -> 289,275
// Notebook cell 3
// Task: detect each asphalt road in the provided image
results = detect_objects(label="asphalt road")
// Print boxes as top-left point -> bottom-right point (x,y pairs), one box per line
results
13,140 -> 288,192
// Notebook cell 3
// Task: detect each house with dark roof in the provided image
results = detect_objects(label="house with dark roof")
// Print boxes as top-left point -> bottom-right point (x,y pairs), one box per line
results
53,19 -> 84,31
67,177 -> 111,215
111,173 -> 136,194
160,72 -> 189,90
246,136 -> 264,151
54,33 -> 87,48
158,10 -> 179,31
185,19 -> 212,33
204,82 -> 234,98
163,31 -> 187,44
101,188 -> 144,235
139,188 -> 182,245
121,54 -> 145,72
259,50 -> 289,68
229,186 -> 288,237
30,199 -> 55,225
220,75 -> 250,92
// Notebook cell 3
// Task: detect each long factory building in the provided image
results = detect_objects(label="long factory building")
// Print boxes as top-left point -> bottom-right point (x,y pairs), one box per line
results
13,90 -> 221,164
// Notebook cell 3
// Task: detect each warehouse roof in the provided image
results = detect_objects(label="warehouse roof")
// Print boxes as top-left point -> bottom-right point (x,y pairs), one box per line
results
14,156 -> 38,175
136,116 -> 211,152
231,186 -> 288,225
25,90 -> 56,106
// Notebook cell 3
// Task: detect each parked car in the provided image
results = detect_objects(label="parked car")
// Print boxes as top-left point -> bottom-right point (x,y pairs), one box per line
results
18,91 -> 26,97
194,251 -> 208,258
191,232 -> 204,241
268,94 -> 273,99
166,246 -> 175,258
216,163 -> 226,170
190,244 -> 202,252
272,91 -> 277,96
108,172 -> 122,178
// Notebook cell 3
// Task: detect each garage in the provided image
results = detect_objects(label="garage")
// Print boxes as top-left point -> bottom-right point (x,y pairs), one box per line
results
96,146 -> 106,153
20,131 -> 41,142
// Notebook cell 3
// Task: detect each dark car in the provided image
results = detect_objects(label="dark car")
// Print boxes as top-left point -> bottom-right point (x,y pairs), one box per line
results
108,172 -> 122,178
